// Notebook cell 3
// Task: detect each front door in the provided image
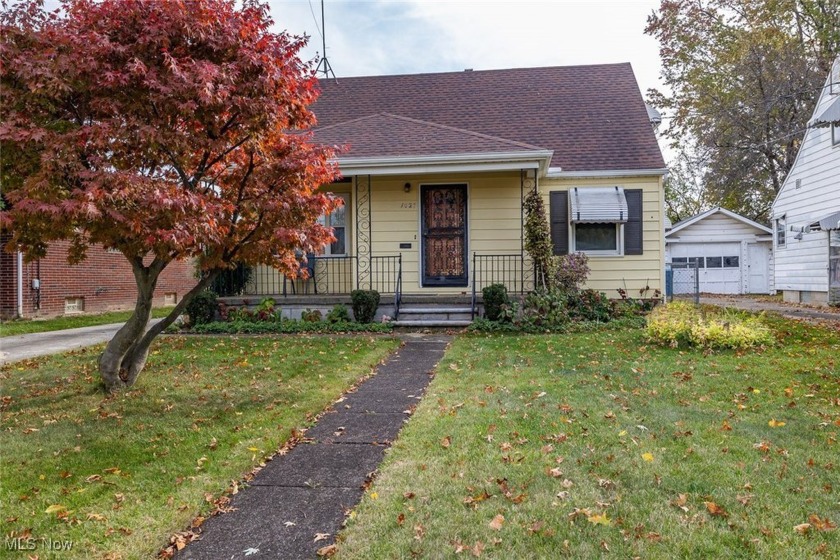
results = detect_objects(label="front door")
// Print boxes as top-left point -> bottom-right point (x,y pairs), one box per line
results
421,184 -> 468,286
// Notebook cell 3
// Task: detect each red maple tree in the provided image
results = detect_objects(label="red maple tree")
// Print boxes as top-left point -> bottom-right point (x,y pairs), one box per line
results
1,0 -> 339,391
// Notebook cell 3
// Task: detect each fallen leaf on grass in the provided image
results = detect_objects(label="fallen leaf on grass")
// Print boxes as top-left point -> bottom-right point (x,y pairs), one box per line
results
794,523 -> 811,535
548,467 -> 563,478
704,501 -> 728,518
396,513 -> 405,526
642,452 -> 654,462
488,514 -> 505,530
768,419 -> 786,428
587,512 -> 611,526
808,514 -> 836,531
45,504 -> 66,514
86,513 -> 106,522
441,436 -> 451,449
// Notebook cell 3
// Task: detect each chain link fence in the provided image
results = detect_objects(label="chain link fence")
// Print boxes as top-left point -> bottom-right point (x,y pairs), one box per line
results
666,259 -> 700,304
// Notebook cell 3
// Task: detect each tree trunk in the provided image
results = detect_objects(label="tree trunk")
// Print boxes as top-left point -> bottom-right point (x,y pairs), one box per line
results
98,258 -> 162,392
98,260 -> 221,393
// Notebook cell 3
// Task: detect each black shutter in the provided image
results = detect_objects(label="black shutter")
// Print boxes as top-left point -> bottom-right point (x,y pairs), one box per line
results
624,189 -> 643,255
549,191 -> 569,255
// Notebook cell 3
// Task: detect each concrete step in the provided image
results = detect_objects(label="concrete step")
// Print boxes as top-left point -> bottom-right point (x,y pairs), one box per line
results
392,320 -> 473,328
397,306 -> 473,322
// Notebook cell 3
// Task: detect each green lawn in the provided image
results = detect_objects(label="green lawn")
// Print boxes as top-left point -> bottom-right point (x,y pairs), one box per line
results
0,334 -> 398,559
0,307 -> 176,338
336,319 -> 839,559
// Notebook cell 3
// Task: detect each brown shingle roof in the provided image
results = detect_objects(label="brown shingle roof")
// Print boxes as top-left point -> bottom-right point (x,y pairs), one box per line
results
312,63 -> 665,172
313,112 -> 548,159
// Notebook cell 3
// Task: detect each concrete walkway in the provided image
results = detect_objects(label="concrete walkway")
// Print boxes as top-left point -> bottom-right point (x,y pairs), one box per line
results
700,296 -> 840,324
177,334 -> 451,560
0,319 -> 162,363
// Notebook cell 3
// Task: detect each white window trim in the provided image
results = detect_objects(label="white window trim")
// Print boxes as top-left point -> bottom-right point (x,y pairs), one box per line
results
775,216 -> 786,248
570,223 -> 624,256
832,124 -> 840,147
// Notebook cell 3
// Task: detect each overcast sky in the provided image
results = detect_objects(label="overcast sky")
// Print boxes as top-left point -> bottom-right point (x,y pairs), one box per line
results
267,0 -> 671,160
267,1 -> 665,98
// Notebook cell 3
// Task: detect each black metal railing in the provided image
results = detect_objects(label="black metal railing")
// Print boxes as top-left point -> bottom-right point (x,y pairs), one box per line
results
394,255 -> 403,319
212,256 -> 358,297
369,255 -> 401,294
471,253 -> 533,319
211,255 -> 404,299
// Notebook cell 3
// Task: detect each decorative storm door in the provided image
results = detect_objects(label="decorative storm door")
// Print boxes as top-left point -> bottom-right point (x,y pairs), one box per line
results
421,185 -> 468,286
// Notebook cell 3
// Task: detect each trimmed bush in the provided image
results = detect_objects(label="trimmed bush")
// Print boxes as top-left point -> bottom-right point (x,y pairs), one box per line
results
351,289 -> 380,324
185,291 -> 218,325
482,284 -> 511,321
646,301 -> 774,349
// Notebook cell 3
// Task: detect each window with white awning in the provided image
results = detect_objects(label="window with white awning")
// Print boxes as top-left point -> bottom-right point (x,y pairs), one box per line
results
569,186 -> 629,223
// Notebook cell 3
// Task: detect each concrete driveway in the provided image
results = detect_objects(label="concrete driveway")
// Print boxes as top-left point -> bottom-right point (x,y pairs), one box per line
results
0,319 -> 162,364
700,296 -> 840,324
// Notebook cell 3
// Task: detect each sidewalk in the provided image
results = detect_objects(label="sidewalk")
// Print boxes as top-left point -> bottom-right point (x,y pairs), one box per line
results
177,334 -> 451,560
700,295 -> 840,324
0,319 -> 162,363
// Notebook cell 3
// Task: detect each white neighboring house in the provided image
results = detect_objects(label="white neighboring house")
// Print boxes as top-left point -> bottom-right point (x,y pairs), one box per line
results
771,56 -> 840,306
665,207 -> 774,295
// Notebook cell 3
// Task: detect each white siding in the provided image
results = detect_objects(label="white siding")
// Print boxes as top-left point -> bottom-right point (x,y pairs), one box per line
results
771,57 -> 840,296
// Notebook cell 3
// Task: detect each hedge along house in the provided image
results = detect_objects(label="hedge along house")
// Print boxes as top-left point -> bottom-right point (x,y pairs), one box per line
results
224,64 -> 667,322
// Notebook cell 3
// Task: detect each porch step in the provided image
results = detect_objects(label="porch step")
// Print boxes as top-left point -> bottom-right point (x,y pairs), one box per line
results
397,306 -> 473,322
392,320 -> 473,328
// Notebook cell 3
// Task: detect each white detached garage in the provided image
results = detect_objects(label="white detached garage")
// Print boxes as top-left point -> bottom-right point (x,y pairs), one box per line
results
665,207 -> 774,295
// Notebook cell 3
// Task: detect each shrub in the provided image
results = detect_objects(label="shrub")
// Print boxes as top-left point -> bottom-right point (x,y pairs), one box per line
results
482,284 -> 511,321
555,252 -> 590,294
185,290 -> 218,325
646,301 -> 774,349
301,309 -> 323,323
351,289 -> 380,324
326,304 -> 351,323
567,289 -> 611,322
520,289 -> 570,329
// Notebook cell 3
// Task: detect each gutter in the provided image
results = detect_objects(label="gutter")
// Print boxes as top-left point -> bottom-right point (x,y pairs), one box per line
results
545,167 -> 669,179
334,150 -> 555,177
16,251 -> 23,318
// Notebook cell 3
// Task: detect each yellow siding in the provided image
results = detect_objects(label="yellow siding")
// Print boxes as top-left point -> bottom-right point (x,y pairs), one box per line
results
247,173 -> 665,299
538,176 -> 665,298
368,172 -> 523,294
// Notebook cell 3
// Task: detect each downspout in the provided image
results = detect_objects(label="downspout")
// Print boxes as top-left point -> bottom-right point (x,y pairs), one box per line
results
16,251 -> 23,318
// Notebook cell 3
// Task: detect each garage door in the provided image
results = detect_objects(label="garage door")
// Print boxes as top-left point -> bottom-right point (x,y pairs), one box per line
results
671,243 -> 742,294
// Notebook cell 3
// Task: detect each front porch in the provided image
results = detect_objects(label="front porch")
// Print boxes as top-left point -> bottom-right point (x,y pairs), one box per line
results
212,252 -> 535,324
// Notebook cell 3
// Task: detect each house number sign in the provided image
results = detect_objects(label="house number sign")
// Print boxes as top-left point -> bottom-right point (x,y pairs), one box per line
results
400,202 -> 417,209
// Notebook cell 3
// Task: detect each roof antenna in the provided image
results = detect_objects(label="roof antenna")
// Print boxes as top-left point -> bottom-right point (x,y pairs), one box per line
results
313,0 -> 336,80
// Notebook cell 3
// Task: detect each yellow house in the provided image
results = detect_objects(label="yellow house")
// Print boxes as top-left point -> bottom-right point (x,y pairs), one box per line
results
232,64 -> 667,323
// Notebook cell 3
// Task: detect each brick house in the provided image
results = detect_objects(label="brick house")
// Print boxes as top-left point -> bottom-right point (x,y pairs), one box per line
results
0,234 -> 197,319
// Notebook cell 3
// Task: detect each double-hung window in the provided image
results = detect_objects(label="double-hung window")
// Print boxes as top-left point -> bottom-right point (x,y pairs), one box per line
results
319,193 -> 348,256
